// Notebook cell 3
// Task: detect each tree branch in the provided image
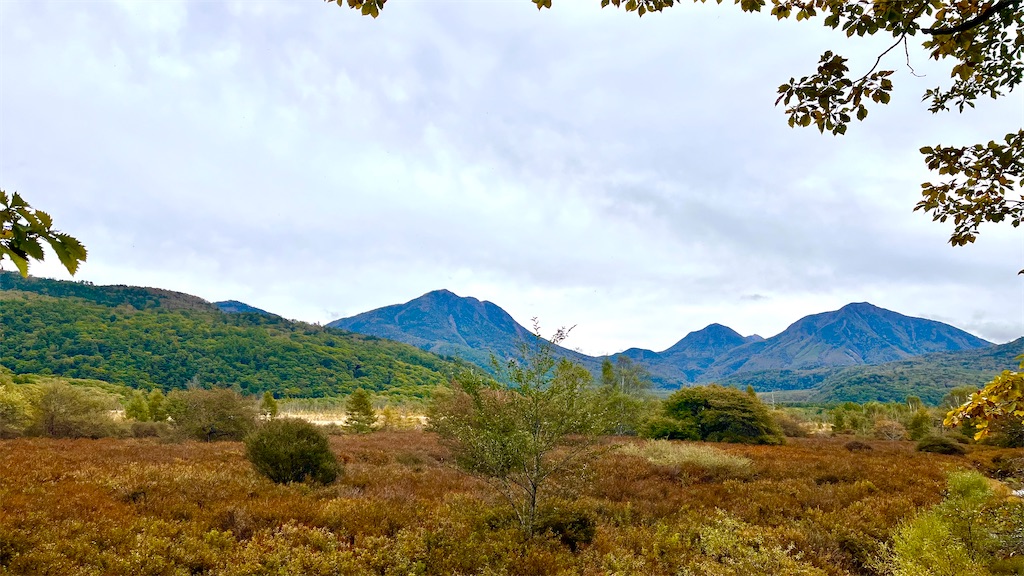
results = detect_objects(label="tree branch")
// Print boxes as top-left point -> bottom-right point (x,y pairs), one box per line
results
923,0 -> 1021,34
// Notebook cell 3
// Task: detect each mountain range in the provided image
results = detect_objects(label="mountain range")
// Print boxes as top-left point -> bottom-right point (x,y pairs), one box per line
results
2,271 -> 1020,404
328,290 -> 1003,395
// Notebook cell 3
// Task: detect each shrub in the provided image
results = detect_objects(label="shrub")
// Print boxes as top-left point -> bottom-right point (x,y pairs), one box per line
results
773,410 -> 810,438
906,408 -> 934,440
245,418 -> 341,484
535,500 -> 597,552
166,388 -> 257,442
657,385 -> 785,445
844,440 -> 873,452
0,384 -> 31,438
916,435 -> 966,455
25,381 -> 124,438
639,415 -> 699,440
872,419 -> 908,441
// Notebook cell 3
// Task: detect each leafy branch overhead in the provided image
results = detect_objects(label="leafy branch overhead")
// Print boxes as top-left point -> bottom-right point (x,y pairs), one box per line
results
330,0 -> 1023,270
0,190 -> 87,277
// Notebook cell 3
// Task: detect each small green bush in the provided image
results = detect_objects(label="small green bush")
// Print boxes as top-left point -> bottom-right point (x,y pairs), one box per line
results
639,415 -> 699,440
916,435 -> 966,455
245,418 -> 341,484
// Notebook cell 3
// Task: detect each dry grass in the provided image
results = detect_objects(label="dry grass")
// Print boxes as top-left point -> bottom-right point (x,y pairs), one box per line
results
0,432 -> 1012,575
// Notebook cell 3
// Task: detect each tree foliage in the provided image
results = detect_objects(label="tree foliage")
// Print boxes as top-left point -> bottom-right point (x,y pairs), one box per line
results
24,381 -> 123,438
331,0 -> 1023,269
598,356 -> 653,435
0,191 -> 86,277
429,326 -> 605,535
945,356 -> 1024,439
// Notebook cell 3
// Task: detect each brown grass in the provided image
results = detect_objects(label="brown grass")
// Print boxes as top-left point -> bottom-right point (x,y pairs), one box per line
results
0,432 -> 1013,575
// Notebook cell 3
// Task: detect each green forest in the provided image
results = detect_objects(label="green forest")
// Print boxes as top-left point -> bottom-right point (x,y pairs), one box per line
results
0,279 -> 460,399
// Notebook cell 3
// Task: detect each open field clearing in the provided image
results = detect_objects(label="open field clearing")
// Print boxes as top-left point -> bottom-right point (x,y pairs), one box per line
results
0,432 -> 1020,576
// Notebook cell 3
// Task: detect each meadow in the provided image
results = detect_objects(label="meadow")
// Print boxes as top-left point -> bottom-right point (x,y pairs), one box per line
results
2,432 -> 1019,576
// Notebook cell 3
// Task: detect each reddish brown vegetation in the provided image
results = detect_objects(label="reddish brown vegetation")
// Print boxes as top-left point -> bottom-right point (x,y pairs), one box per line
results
0,432 -> 1011,575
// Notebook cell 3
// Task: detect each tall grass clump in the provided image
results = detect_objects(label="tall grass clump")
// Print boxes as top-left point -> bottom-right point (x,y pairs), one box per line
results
619,439 -> 753,482
245,418 -> 341,484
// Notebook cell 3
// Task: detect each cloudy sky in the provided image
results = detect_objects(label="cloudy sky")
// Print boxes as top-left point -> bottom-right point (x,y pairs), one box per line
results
2,0 -> 1021,355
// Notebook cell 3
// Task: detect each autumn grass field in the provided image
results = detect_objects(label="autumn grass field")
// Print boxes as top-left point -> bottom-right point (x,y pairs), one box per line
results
0,432 -> 1020,576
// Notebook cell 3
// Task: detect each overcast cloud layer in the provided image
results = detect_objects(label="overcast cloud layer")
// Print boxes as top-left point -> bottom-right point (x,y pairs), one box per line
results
2,0 -> 1022,355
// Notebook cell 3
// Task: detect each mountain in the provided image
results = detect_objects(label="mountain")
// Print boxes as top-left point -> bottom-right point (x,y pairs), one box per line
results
329,292 -> 1003,399
0,273 -> 459,398
697,302 -> 992,380
725,337 -> 1023,404
215,300 -> 276,316
327,289 -> 593,369
622,323 -> 750,383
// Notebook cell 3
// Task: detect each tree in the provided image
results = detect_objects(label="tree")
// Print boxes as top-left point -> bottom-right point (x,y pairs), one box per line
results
123,390 -> 150,421
598,356 -> 652,435
1,191 -> 86,277
428,326 -> 605,535
165,388 -> 257,442
344,388 -> 377,433
332,0 -> 1023,270
147,389 -> 168,422
259,390 -> 279,419
944,358 -> 1024,440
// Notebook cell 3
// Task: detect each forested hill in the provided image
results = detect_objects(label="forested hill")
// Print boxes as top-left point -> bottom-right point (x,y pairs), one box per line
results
0,271 -> 217,311
0,278 -> 461,398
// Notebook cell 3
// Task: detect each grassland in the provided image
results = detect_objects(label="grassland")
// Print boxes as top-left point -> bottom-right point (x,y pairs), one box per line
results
2,432 -> 1018,575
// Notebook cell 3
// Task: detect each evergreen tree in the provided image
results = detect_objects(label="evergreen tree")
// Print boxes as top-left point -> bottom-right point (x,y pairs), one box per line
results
260,391 -> 279,419
344,388 -> 376,434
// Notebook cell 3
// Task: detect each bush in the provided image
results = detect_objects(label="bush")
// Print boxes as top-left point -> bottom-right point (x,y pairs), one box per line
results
772,410 -> 810,438
916,435 -> 966,455
844,440 -> 873,452
872,419 -> 908,441
639,415 -> 699,440
245,418 -> 341,484
25,381 -> 124,438
166,388 -> 257,442
535,500 -> 596,552
0,384 -> 31,438
655,385 -> 785,445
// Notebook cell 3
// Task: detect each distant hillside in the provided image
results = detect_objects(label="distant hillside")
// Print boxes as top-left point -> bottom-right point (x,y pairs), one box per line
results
215,300 -> 276,316
699,302 -> 992,380
328,290 -> 595,370
0,271 -> 216,311
0,283 -> 460,398
621,323 -> 750,384
723,338 -> 1022,404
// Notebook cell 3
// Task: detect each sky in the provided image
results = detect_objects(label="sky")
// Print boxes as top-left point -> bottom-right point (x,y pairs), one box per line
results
1,0 -> 1022,356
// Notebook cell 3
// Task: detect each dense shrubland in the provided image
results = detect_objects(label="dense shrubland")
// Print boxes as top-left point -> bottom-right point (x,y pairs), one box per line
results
4,432 -> 1021,575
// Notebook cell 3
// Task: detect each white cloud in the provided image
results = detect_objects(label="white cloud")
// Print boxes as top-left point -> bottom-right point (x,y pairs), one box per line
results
1,0 -> 1021,355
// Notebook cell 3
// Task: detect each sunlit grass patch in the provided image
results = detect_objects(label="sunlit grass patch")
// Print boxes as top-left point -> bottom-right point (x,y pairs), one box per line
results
618,439 -> 753,482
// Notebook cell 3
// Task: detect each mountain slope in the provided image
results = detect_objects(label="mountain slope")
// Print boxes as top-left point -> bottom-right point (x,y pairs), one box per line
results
0,279 -> 460,398
215,300 -> 276,316
328,289 -> 593,369
699,302 -> 992,380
